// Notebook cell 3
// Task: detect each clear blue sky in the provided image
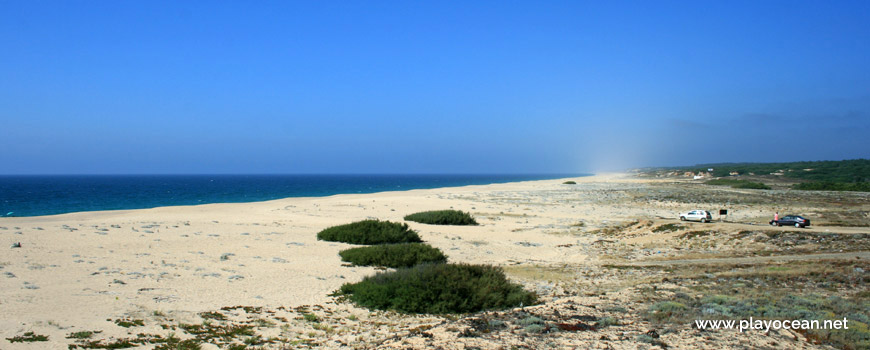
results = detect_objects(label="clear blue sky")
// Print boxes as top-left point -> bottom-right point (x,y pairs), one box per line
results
1,1 -> 868,174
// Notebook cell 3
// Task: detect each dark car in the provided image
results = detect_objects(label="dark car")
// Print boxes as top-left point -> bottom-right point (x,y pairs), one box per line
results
770,215 -> 811,228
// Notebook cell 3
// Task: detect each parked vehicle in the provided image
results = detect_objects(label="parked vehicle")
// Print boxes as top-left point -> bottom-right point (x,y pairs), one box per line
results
679,210 -> 713,223
770,215 -> 811,228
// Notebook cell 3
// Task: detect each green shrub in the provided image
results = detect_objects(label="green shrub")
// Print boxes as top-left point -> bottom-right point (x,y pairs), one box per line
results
317,220 -> 421,245
404,210 -> 478,226
563,181 -> 577,185
339,243 -> 447,268
154,336 -> 202,350
199,311 -> 227,321
793,181 -> 870,192
652,223 -> 683,233
66,331 -> 100,339
596,316 -> 620,327
732,181 -> 772,190
660,159 -> 870,183
114,318 -> 145,328
649,291 -> 870,349
177,323 -> 254,342
524,324 -> 546,333
517,316 -> 544,326
705,179 -> 771,190
6,332 -> 49,342
646,301 -> 689,322
338,263 -> 537,314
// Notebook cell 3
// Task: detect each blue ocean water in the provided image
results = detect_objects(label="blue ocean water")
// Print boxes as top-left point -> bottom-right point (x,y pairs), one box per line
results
0,174 -> 580,217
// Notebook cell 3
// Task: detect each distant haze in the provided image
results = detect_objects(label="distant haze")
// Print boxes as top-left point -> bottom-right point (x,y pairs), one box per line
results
1,1 -> 868,174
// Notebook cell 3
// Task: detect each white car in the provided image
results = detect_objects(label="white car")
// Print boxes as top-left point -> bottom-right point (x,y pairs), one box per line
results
679,210 -> 713,223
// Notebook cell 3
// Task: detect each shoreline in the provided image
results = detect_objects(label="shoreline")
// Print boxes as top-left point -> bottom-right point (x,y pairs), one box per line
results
0,174 -> 590,219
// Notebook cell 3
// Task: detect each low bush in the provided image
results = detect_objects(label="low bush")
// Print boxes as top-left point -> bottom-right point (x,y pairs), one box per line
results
114,318 -> 145,328
793,181 -> 870,192
6,332 -> 49,343
732,181 -> 772,190
404,210 -> 478,226
517,316 -> 545,326
524,324 -> 547,333
66,331 -> 100,339
645,301 -> 690,322
563,181 -> 577,185
644,290 -> 870,350
705,179 -> 771,190
338,263 -> 537,314
652,223 -> 683,233
317,220 -> 421,245
339,243 -> 447,268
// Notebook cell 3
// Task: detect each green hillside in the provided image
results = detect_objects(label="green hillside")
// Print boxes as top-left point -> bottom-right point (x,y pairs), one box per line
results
647,159 -> 870,192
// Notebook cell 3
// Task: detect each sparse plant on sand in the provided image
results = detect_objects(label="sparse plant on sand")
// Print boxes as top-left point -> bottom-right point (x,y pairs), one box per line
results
176,322 -> 254,343
596,316 -> 620,328
66,331 -> 101,339
199,311 -> 227,321
524,324 -> 547,333
517,316 -> 544,326
652,223 -> 683,233
153,336 -> 202,350
114,318 -> 145,328
6,332 -> 49,342
69,338 -> 139,349
645,301 -> 689,322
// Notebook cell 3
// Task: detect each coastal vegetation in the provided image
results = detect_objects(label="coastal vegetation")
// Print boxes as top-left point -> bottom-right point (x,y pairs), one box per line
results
563,181 -> 577,184
337,263 -> 537,314
655,159 -> 870,192
705,178 -> 771,190
651,223 -> 683,233
339,243 -> 447,268
690,159 -> 869,182
114,318 -> 145,328
643,287 -> 870,350
6,332 -> 49,343
66,331 -> 100,340
793,181 -> 870,192
404,210 -> 479,226
324,215 -> 533,315
316,220 -> 421,245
